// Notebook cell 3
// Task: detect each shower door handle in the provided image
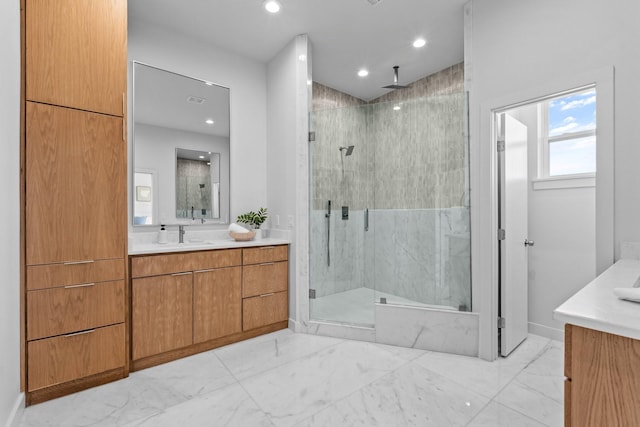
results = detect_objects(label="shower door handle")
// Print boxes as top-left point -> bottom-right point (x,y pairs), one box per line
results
326,200 -> 331,267
364,208 -> 369,231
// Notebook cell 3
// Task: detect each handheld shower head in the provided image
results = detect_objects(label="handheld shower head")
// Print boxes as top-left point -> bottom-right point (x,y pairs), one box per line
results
339,145 -> 355,156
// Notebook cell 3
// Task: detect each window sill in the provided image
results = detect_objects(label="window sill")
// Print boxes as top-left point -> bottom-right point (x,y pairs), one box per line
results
532,174 -> 595,190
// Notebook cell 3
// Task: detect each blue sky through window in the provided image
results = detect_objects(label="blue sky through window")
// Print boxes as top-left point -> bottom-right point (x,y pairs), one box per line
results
547,89 -> 596,175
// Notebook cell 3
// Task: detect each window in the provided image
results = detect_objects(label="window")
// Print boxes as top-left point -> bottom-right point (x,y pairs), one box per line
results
539,87 -> 596,178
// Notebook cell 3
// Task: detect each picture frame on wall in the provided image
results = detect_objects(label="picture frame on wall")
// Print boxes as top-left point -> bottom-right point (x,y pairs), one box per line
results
136,185 -> 151,202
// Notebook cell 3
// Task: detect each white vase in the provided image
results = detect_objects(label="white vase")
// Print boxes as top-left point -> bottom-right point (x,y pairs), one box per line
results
253,229 -> 262,240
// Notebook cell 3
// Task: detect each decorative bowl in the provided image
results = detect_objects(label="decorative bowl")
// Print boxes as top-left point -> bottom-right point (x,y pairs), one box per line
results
229,230 -> 256,241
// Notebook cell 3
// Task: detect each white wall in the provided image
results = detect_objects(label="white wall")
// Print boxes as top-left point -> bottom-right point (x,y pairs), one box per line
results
469,0 -> 640,358
0,0 -> 23,425
266,35 -> 311,322
128,20 -> 268,227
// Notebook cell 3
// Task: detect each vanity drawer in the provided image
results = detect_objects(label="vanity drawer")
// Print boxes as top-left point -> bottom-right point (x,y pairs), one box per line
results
27,323 -> 126,392
243,245 -> 288,265
27,280 -> 125,341
26,258 -> 124,291
243,291 -> 288,331
131,249 -> 242,278
243,261 -> 288,298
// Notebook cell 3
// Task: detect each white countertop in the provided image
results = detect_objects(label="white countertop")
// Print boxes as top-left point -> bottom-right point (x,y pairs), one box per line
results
553,258 -> 640,340
129,237 -> 290,255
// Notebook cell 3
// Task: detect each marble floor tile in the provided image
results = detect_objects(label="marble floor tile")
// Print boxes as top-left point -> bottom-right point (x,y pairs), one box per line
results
294,361 -> 489,427
513,342 -> 564,403
19,374 -> 188,427
240,340 -> 414,427
135,348 -> 237,399
467,401 -> 546,427
413,334 -> 551,398
494,376 -> 564,427
120,383 -> 274,427
414,349 -> 524,399
215,329 -> 344,380
17,331 -> 565,427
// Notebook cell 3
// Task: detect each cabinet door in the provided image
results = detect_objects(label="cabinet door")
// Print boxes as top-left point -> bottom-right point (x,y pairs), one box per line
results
193,267 -> 242,343
132,273 -> 193,360
26,102 -> 125,265
26,0 -> 127,116
568,325 -> 640,426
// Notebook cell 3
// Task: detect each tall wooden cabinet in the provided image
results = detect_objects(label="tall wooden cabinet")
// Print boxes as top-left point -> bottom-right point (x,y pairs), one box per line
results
22,0 -> 128,405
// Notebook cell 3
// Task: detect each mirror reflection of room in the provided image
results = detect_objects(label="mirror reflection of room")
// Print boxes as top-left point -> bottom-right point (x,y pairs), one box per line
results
132,62 -> 230,226
175,148 -> 220,221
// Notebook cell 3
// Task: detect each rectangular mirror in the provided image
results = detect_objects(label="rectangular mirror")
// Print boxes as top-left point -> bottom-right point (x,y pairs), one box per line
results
132,62 -> 230,226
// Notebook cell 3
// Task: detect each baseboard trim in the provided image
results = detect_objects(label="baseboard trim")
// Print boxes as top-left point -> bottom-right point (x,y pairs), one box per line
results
4,392 -> 24,427
529,322 -> 564,342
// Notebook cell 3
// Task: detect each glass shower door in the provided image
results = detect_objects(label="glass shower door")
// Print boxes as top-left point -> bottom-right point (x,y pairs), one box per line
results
309,103 -> 375,326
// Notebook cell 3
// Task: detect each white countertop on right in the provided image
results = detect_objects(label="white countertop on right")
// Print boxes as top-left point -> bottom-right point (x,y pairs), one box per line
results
553,258 -> 640,341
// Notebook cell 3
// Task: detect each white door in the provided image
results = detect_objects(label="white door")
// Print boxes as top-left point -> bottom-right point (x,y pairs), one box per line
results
500,113 -> 531,356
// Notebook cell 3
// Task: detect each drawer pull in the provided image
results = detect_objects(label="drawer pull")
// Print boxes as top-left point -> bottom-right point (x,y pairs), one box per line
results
63,260 -> 95,265
64,283 -> 96,289
171,272 -> 192,277
64,329 -> 95,338
260,246 -> 276,250
259,263 -> 275,267
260,293 -> 275,298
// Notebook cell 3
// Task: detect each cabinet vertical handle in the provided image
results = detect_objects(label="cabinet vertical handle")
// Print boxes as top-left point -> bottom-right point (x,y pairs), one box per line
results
122,93 -> 126,141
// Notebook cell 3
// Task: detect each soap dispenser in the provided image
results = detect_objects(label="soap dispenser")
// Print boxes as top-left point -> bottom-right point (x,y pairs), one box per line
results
158,224 -> 168,244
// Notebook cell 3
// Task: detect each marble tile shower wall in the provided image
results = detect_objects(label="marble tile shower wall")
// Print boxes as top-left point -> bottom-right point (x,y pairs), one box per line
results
309,207 -> 470,309
176,159 -> 211,218
365,207 -> 470,310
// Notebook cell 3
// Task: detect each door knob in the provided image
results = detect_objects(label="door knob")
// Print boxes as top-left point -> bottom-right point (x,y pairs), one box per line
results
524,239 -> 535,247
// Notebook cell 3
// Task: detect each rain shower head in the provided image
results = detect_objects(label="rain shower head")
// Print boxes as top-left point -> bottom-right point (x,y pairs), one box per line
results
339,145 -> 355,156
382,66 -> 409,89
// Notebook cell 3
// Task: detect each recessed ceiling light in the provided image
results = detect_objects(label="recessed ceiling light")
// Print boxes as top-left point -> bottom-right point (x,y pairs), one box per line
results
264,0 -> 281,13
393,104 -> 401,111
298,54 -> 307,61
413,38 -> 427,48
198,155 -> 205,159
205,82 -> 214,86
205,119 -> 214,125
357,69 -> 369,77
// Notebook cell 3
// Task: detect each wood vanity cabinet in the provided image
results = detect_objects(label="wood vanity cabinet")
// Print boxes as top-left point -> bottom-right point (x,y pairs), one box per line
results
564,324 -> 640,426
129,245 -> 288,370
22,0 -> 128,405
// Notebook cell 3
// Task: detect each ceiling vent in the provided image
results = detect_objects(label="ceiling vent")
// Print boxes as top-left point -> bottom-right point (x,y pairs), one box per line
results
186,95 -> 206,105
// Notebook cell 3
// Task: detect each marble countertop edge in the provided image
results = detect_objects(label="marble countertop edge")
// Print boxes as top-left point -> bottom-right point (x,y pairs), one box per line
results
129,237 -> 291,255
553,258 -> 640,341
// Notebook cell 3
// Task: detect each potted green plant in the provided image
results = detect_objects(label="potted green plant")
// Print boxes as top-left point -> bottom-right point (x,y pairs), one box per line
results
236,207 -> 268,231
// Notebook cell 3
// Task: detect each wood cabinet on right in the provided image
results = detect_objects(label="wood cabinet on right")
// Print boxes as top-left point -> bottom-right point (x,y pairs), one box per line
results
564,324 -> 640,426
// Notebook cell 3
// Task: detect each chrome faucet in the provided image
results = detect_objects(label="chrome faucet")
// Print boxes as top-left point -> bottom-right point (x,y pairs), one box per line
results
178,225 -> 186,243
